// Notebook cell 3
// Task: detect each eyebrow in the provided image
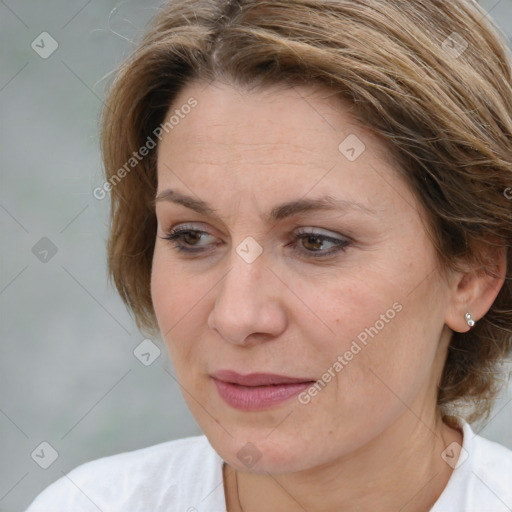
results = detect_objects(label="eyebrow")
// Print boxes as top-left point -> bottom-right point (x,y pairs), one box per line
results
154,188 -> 376,223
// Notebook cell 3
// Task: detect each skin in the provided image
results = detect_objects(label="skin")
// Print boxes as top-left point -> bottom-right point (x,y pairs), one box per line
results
151,80 -> 505,511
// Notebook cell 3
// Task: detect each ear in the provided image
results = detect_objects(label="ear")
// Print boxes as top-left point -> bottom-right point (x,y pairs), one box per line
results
444,244 -> 507,333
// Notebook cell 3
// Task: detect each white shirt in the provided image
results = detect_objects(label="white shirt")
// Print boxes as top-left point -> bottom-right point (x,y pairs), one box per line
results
26,421 -> 512,511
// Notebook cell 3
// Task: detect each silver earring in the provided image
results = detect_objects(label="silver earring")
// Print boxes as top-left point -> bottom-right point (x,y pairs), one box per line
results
465,312 -> 475,327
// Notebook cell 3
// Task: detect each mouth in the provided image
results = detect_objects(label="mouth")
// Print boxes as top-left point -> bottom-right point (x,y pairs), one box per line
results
210,370 -> 316,410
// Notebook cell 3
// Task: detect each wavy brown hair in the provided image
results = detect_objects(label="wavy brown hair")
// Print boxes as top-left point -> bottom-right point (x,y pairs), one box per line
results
101,0 -> 512,423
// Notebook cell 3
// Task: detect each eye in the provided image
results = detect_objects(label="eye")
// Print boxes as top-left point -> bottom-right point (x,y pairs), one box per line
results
160,225 -> 218,254
289,228 -> 351,259
160,224 -> 351,259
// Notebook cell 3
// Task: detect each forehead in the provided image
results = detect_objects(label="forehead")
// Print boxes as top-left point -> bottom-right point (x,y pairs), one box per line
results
154,80 -> 413,217
157,80 -> 367,164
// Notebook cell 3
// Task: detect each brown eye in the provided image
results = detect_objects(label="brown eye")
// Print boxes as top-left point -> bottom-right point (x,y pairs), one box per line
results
290,229 -> 351,259
181,231 -> 203,246
161,226 -> 218,254
301,235 -> 326,251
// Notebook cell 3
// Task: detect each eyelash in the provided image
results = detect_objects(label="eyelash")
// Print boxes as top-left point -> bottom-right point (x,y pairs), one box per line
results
161,225 -> 351,259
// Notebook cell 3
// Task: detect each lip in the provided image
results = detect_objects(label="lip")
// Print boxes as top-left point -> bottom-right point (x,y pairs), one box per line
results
210,370 -> 315,410
211,370 -> 313,386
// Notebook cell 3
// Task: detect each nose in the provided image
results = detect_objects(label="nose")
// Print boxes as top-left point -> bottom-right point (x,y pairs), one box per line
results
207,252 -> 288,346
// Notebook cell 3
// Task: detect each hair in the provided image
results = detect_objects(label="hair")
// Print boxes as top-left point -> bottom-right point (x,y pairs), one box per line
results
101,0 -> 512,423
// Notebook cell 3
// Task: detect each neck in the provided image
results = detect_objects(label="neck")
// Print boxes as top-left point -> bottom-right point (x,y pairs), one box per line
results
224,412 -> 462,512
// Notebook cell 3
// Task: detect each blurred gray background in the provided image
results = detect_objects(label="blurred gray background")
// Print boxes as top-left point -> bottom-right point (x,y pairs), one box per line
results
1,1 -> 511,511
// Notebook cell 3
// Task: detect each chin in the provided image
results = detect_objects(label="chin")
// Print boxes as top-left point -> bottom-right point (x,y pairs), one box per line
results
205,426 -> 332,475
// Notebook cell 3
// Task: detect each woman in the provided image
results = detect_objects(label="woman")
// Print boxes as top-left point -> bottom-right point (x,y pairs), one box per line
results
27,0 -> 512,510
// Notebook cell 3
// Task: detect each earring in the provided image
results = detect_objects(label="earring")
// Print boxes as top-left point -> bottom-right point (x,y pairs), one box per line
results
465,312 -> 475,327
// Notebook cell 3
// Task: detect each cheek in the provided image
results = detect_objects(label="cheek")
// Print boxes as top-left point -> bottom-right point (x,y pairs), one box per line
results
150,247 -> 203,355
303,260 -> 443,407
151,252 -> 177,333
295,265 -> 401,352
151,245 -> 196,324
350,298 -> 443,416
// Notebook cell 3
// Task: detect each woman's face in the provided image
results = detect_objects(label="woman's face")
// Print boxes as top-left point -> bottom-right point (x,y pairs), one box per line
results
152,80 -> 454,473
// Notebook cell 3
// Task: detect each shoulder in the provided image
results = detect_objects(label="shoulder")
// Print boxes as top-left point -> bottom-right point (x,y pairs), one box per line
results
432,421 -> 512,512
468,428 -> 512,505
25,435 -> 226,512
